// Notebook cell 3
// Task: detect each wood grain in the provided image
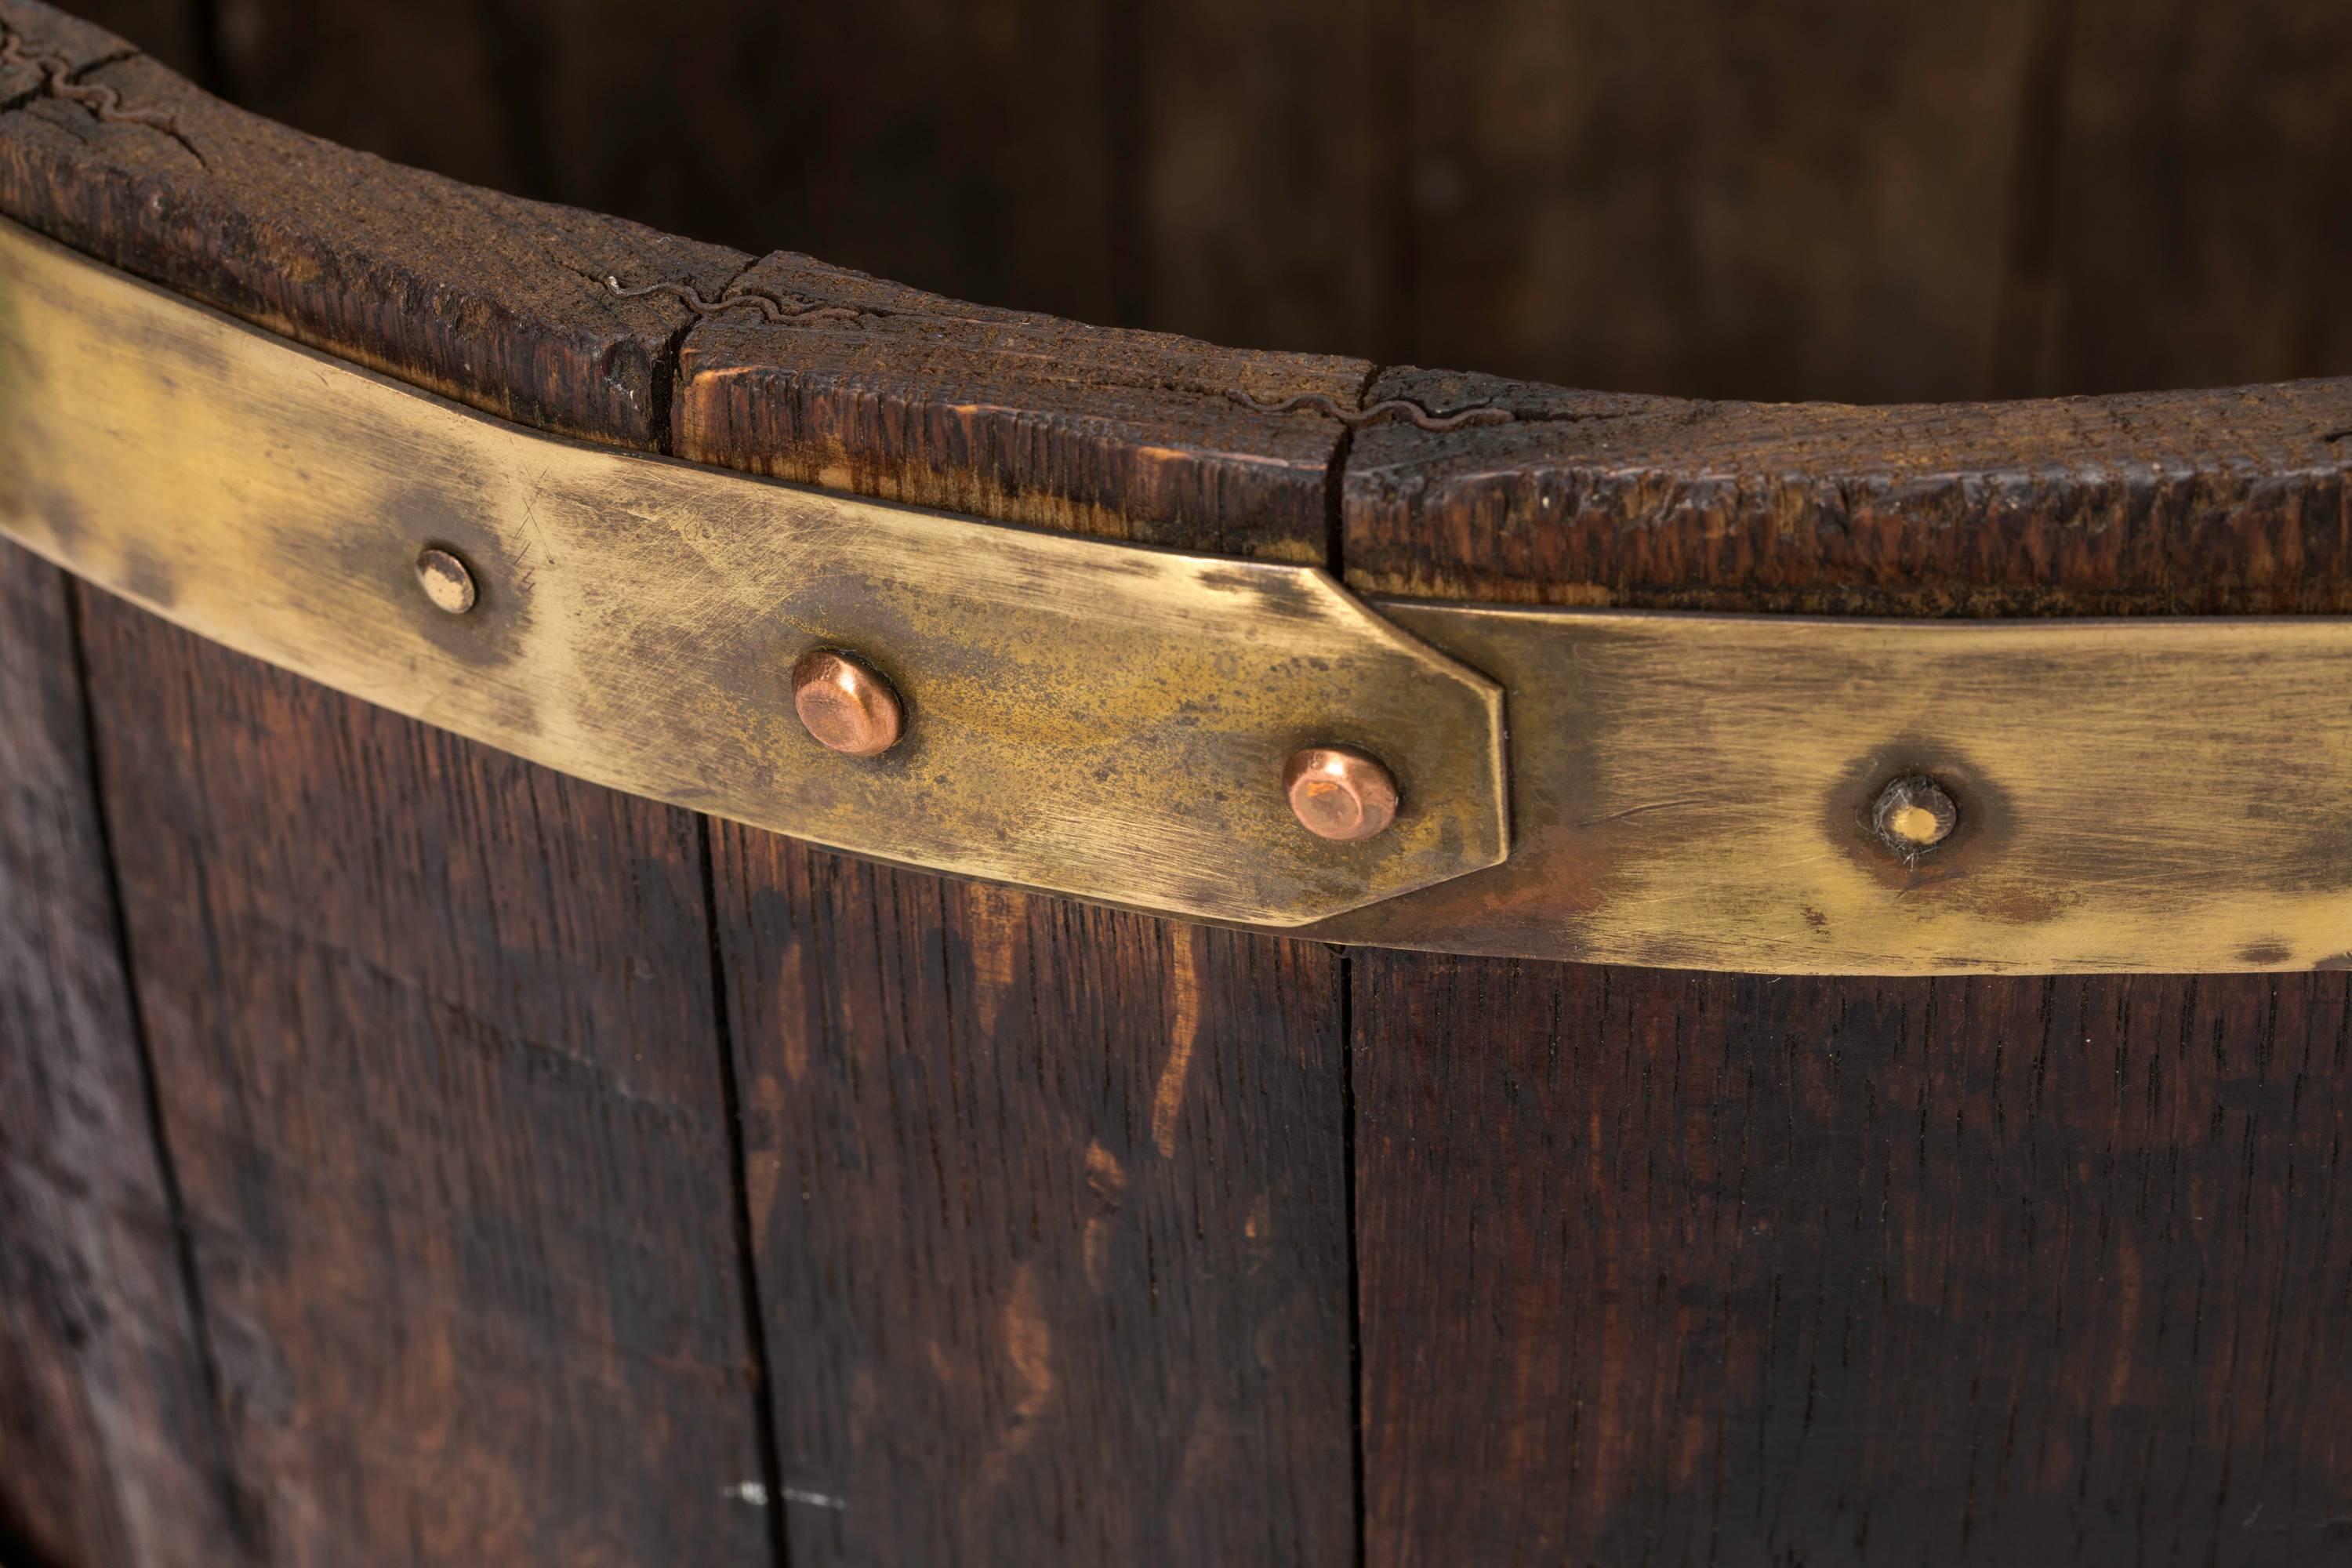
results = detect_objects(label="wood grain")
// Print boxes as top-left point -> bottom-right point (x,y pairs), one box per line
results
0,8 -> 780,1561
84,0 -> 2352,407
1355,956 -> 2352,1565
673,249 -> 1370,562
70,592 -> 779,1566
0,223 -> 1501,935
0,0 -> 748,448
709,834 -> 1356,1565
0,538 -> 246,1568
4,9 -> 2352,1568
200,0 -> 1126,327
675,213 -> 1363,1568
1341,367 -> 2352,613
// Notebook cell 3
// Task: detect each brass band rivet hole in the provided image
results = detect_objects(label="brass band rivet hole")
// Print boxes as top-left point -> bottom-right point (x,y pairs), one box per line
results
792,648 -> 906,757
415,546 -> 477,615
1871,775 -> 1958,856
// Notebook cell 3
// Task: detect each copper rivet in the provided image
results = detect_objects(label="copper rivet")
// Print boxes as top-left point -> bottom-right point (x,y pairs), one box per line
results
1283,745 -> 1400,842
792,648 -> 904,757
415,546 -> 477,615
1872,775 -> 1958,854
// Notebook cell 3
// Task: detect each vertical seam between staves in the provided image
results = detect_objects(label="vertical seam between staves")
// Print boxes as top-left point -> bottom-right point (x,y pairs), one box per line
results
699,818 -> 795,1568
61,575 -> 260,1558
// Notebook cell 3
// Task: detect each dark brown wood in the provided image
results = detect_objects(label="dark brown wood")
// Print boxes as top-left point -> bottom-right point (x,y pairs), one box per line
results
2034,0 -> 2352,396
1390,0 -> 2048,401
89,0 -> 2352,406
675,227 -> 1364,1568
70,590 -> 778,1565
31,0 -> 198,81
0,5 -> 777,1562
1339,184 -> 2352,1565
673,249 -> 1370,561
1341,367 -> 2352,614
5,7 -> 2352,1566
0,0 -> 748,447
198,0 -> 1128,328
1134,0 -> 1398,360
708,835 -> 1355,1564
1355,957 -> 2352,1566
0,539 -> 245,1568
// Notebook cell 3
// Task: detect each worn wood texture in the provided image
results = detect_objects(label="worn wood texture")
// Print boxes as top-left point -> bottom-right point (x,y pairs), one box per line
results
673,205 -> 1363,1566
195,0 -> 1127,327
5,6 -> 2352,1567
673,249 -> 1369,562
709,835 -> 1355,1565
71,593 -> 778,1566
0,6 -> 779,1562
0,538 -> 245,1568
0,0 -> 747,447
1354,957 -> 2352,1566
1341,368 -> 2352,613
81,0 -> 2352,405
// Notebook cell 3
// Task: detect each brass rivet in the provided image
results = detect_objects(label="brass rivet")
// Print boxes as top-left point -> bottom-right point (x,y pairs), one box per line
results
1283,745 -> 1399,842
792,648 -> 904,757
1872,775 -> 1958,855
415,546 -> 477,615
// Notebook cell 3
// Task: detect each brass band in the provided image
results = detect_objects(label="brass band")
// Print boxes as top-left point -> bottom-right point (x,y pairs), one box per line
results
6,218 -> 2349,975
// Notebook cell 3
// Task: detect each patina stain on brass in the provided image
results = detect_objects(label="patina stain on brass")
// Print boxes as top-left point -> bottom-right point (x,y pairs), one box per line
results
1310,604 -> 2352,975
0,221 -> 1507,927
16,219 -> 2352,974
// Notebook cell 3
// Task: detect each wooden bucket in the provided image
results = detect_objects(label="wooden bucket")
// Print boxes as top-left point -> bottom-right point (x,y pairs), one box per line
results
4,2 -> 2349,1564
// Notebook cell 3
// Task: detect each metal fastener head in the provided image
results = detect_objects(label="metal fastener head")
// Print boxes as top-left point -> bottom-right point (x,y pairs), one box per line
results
792,648 -> 904,757
1872,775 -> 1958,855
415,546 -> 477,615
1283,745 -> 1400,842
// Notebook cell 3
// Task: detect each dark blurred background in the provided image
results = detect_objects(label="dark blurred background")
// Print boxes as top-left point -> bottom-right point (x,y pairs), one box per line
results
61,0 -> 2352,403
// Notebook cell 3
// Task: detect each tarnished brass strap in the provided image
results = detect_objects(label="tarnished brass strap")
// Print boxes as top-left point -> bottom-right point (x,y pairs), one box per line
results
1316,605 -> 2352,973
0,220 -> 1507,927
5,218 -> 2351,974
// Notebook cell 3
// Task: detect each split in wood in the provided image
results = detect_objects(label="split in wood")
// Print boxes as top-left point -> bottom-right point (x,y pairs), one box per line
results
1228,390 -> 1515,432
604,274 -> 865,326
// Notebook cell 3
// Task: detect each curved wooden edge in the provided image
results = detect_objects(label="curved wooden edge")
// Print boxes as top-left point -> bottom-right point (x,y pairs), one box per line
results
1345,368 -> 2352,615
2,0 -> 2347,620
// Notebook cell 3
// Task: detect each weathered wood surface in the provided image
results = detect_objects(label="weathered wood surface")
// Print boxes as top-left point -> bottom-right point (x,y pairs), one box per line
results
2,3 -> 1367,1563
72,597 -> 777,1566
0,539 -> 243,1568
1354,960 -> 2352,1566
673,251 -> 1368,561
0,0 -> 747,446
1,3 -> 774,1563
672,221 -> 1363,1565
2,1 -> 2352,1565
1341,369 -> 2352,613
154,0 -> 2352,404
707,837 -> 1354,1564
